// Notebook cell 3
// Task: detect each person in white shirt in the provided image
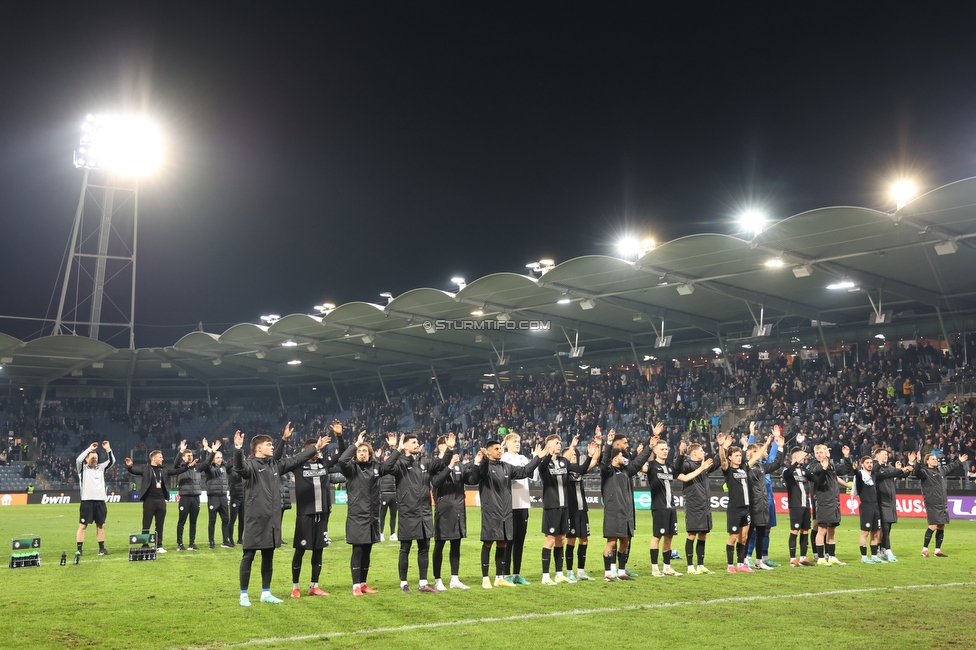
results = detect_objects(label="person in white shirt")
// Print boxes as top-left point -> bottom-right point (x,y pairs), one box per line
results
501,433 -> 535,585
75,441 -> 115,557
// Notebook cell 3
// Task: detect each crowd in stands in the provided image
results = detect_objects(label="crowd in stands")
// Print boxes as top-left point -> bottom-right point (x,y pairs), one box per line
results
2,339 -> 974,489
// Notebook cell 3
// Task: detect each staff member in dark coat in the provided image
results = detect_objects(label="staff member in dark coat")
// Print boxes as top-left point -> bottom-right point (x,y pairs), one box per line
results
599,427 -> 653,582
200,438 -> 233,549
916,450 -> 968,557
125,450 -> 184,553
464,437 -> 547,590
808,443 -> 853,565
233,424 -> 325,607
337,430 -> 396,597
290,420 -> 346,599
378,455 -> 398,542
382,432 -> 445,594
872,447 -> 913,562
174,441 -> 203,551
431,433 -> 468,591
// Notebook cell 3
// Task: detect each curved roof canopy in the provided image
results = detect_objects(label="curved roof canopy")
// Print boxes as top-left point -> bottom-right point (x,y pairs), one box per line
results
3,177 -> 976,394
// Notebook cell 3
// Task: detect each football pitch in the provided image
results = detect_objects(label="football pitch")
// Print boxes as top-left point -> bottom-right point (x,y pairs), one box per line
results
2,503 -> 975,649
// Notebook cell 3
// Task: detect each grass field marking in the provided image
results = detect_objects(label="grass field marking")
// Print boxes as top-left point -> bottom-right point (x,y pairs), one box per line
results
197,581 -> 975,648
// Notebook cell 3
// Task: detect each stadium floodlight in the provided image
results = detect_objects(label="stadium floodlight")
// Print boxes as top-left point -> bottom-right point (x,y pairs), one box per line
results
557,294 -> 571,305
712,347 -> 723,355
934,240 -> 959,255
765,258 -> 784,268
496,312 -> 511,322
212,358 -> 222,366
739,210 -> 766,238
281,340 -> 299,347
313,303 -> 336,314
526,259 -> 556,276
73,114 -> 162,176
287,359 -> 302,365
260,314 -> 281,324
826,280 -> 856,290
471,309 -> 484,316
451,277 -> 466,291
380,292 -> 394,305
361,334 -> 374,344
306,343 -> 318,352
255,351 -> 267,359
676,283 -> 695,295
891,180 -> 916,210
579,299 -> 596,310
617,237 -> 641,258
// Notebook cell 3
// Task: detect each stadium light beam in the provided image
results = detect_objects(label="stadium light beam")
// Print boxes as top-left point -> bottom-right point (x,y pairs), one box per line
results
891,180 -> 916,210
73,114 -> 162,176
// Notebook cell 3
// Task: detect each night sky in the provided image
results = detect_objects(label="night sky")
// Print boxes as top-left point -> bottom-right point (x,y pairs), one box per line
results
2,3 -> 976,348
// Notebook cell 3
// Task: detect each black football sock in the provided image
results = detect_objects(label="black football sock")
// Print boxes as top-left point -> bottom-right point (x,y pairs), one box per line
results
495,546 -> 506,576
935,529 -> 944,549
361,544 -> 372,584
800,533 -> 809,558
603,551 -> 612,573
869,545 -> 877,556
398,540 -> 411,581
662,548 -> 671,567
826,543 -> 835,558
77,541 -> 83,552
650,548 -> 659,566
618,551 -> 628,571
789,533 -> 797,559
432,540 -> 445,580
736,542 -> 745,564
578,543 -> 587,570
726,543 -> 734,566
310,549 -> 322,584
860,545 -> 867,557
260,549 -> 274,590
350,545 -> 362,584
98,541 -> 105,551
923,529 -> 933,548
685,539 -> 695,563
417,538 -> 430,581
449,539 -> 461,576
565,544 -> 575,571
542,547 -> 552,574
554,546 -> 564,573
481,544 -> 491,578
292,549 -> 305,583
240,550 -> 255,591
695,539 -> 705,566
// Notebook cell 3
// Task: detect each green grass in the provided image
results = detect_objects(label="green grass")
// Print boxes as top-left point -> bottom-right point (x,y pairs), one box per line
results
2,503 -> 975,649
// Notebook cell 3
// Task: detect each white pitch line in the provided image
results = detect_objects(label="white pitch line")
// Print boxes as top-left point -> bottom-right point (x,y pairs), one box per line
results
195,581 -> 975,649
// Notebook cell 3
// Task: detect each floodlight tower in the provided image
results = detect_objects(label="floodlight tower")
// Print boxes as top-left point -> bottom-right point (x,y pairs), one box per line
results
53,114 -> 162,349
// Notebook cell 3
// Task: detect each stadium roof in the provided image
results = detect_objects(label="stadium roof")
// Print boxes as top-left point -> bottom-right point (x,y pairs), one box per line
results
3,177 -> 976,397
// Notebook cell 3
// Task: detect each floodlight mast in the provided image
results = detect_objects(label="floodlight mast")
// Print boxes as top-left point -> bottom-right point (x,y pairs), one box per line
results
53,113 -> 160,350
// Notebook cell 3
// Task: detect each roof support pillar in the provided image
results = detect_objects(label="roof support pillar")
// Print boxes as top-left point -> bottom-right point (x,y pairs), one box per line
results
330,375 -> 343,412
555,353 -> 569,387
378,370 -> 390,404
38,381 -> 49,419
276,381 -> 286,411
630,341 -> 643,375
816,321 -> 834,369
936,306 -> 954,359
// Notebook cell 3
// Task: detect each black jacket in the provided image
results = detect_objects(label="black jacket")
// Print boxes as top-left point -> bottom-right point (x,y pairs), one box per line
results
126,463 -> 183,501
464,453 -> 544,542
381,451 -> 444,541
173,457 -> 203,497
432,454 -> 467,540
293,437 -> 345,516
600,444 -> 652,538
872,463 -> 905,523
337,445 -> 396,545
234,445 -> 318,550
199,453 -> 230,496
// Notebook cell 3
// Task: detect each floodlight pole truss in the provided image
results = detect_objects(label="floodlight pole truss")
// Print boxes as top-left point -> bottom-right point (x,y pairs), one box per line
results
866,291 -> 883,321
54,171 -> 139,349
431,364 -> 445,402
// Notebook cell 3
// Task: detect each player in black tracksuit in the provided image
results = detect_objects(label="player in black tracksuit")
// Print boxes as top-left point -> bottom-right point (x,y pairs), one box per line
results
233,424 -> 324,606
289,421 -> 345,598
916,451 -> 969,557
872,447 -> 914,561
807,444 -> 853,565
199,440 -> 233,548
645,432 -> 681,577
431,433 -> 468,590
783,448 -> 815,566
853,456 -> 884,563
464,437 -> 546,589
174,444 -> 203,551
381,432 -> 446,594
676,442 -> 719,574
745,434 -> 779,570
378,456 -> 398,542
337,430 -> 397,596
599,428 -> 653,582
228,445 -> 245,545
564,435 -> 600,581
717,432 -> 763,572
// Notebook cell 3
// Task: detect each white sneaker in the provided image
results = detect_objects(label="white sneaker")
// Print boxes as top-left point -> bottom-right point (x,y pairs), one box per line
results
482,577 -> 492,589
390,533 -> 398,541
434,579 -> 448,592
450,578 -> 470,590
156,547 -> 167,554
756,561 -> 774,571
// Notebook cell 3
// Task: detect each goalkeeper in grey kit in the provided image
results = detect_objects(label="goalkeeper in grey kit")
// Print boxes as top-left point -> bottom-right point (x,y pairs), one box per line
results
75,441 -> 115,556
